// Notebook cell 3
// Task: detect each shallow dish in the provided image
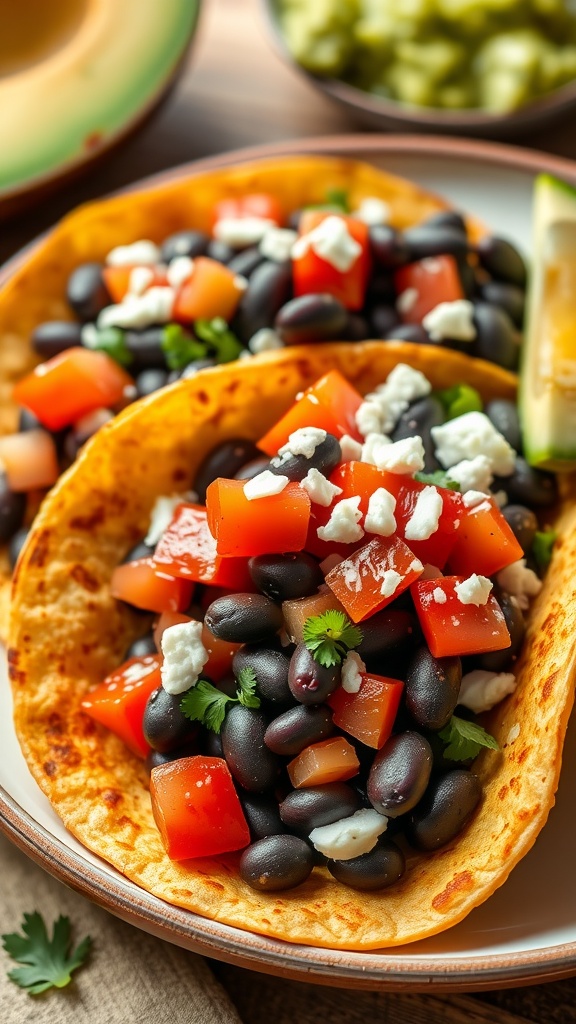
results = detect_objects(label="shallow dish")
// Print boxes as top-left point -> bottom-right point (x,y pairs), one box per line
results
3,134 -> 576,990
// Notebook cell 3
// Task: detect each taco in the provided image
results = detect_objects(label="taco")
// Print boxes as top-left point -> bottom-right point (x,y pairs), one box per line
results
0,152 -> 523,640
9,340 -> 574,950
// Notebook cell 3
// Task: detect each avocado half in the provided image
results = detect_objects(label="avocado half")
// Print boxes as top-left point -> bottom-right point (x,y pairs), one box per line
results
0,0 -> 200,205
520,173 -> 576,472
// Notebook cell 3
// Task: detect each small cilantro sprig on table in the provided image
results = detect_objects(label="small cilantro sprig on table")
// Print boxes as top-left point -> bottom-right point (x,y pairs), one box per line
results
439,715 -> 499,762
2,912 -> 91,996
302,610 -> 363,668
180,667 -> 260,734
414,469 -> 459,490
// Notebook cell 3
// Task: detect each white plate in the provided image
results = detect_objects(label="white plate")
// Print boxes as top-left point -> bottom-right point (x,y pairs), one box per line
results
2,136 -> 576,991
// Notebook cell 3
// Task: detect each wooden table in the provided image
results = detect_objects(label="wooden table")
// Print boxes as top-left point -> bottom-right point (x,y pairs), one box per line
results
3,1 -> 576,1020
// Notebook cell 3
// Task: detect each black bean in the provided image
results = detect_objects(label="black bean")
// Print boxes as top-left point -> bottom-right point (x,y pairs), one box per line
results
222,704 -> 280,792
32,321 -> 83,359
423,210 -> 467,234
472,303 -> 520,371
495,457 -> 557,507
406,769 -> 482,851
227,247 -> 265,278
205,239 -> 235,264
234,261 -> 292,342
161,230 -> 210,262
264,705 -> 334,756
135,368 -> 169,397
479,592 -> 526,673
194,439 -> 261,502
8,525 -> 29,569
279,783 -> 362,834
457,258 -> 477,299
369,225 -> 410,268
356,609 -> 416,660
66,262 -> 110,321
239,835 -> 314,891
18,408 -> 42,432
403,225 -> 469,261
480,281 -> 525,328
0,474 -> 26,544
485,398 -> 522,452
368,732 -> 433,818
205,593 -> 282,644
125,632 -> 157,659
501,504 -> 538,552
368,304 -> 399,339
476,236 -> 527,288
249,552 -> 323,602
391,396 -> 446,470
200,728 -> 224,759
270,432 -> 341,483
180,358 -> 216,379
145,740 -> 198,775
238,792 -> 287,840
122,541 -> 154,563
124,328 -> 167,370
383,323 -> 429,345
143,687 -> 193,753
232,642 -> 293,705
328,839 -> 405,891
288,644 -> 340,705
405,647 -> 462,732
367,271 -> 396,305
345,314 -> 371,341
234,456 -> 271,481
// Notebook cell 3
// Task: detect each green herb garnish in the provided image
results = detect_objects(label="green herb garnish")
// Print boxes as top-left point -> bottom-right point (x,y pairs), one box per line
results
2,912 -> 91,995
324,187 -> 349,212
437,383 -> 483,420
180,667 -> 261,734
161,323 -> 207,370
438,715 -> 499,762
195,318 -> 243,364
532,528 -> 557,572
302,610 -> 363,668
414,470 -> 459,490
85,326 -> 133,367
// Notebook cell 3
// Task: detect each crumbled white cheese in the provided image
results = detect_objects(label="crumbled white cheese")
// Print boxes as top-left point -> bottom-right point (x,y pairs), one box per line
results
380,569 -> 403,598
291,215 -> 362,273
128,265 -> 155,296
404,485 -> 443,541
309,809 -> 388,860
431,412 -> 515,476
449,456 -> 493,494
213,216 -> 276,246
361,432 -> 391,466
339,434 -> 363,462
363,363 -> 433,436
166,256 -> 194,289
145,493 -> 194,546
364,488 -> 396,537
462,489 -> 490,508
422,299 -> 476,342
278,427 -> 326,460
248,328 -> 284,354
496,559 -> 542,610
458,669 -> 517,713
320,553 -> 344,575
259,227 -> 298,262
234,275 -> 249,292
317,496 -> 364,544
160,620 -> 209,695
370,435 -> 425,475
493,489 -> 508,508
97,287 -> 175,330
74,407 -> 114,437
106,240 -> 160,266
80,323 -> 99,348
355,400 -> 383,439
300,468 -> 342,507
243,470 -> 289,500
352,196 -> 390,226
396,288 -> 418,315
454,573 -> 493,606
433,586 -> 447,604
341,651 -> 366,694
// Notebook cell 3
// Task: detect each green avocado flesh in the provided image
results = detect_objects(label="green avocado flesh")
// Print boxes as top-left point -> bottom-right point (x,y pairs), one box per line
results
520,174 -> 576,472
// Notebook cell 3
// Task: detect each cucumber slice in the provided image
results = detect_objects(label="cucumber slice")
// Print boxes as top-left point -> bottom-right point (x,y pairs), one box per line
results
520,173 -> 576,472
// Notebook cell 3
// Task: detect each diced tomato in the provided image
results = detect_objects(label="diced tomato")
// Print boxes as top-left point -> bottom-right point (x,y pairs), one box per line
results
111,558 -> 193,613
394,481 -> 466,569
293,211 -> 371,311
0,430 -> 59,491
212,193 -> 283,228
394,255 -> 464,324
282,589 -> 347,644
330,461 -> 403,513
287,737 -> 359,788
326,535 -> 423,623
81,655 -> 161,758
206,478 -> 310,557
152,504 -> 253,589
446,499 -> 524,578
258,370 -> 363,456
329,674 -> 404,749
13,348 -> 134,432
173,257 -> 244,323
150,756 -> 250,860
411,576 -> 511,658
201,623 -> 242,682
153,611 -> 192,650
102,265 -> 168,304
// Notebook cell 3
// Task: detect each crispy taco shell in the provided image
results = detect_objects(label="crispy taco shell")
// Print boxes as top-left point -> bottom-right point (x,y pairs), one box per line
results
9,341 -> 576,950
0,155 -> 486,637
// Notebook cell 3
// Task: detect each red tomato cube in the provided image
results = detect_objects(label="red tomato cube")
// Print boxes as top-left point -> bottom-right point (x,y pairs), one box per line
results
212,193 -> 283,228
152,503 -> 253,589
394,255 -> 464,324
150,756 -> 250,860
0,430 -> 59,492
206,478 -> 310,557
329,674 -> 404,749
287,737 -> 360,788
102,265 -> 167,304
111,558 -> 193,613
394,481 -> 466,569
325,535 -> 424,622
329,461 -> 403,513
258,370 -> 363,457
173,257 -> 244,323
411,576 -> 511,658
81,655 -> 161,758
293,211 -> 371,311
446,498 -> 524,577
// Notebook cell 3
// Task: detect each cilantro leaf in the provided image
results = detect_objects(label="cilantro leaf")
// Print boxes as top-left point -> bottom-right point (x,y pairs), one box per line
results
195,318 -> 243,364
439,715 -> 499,761
532,529 -> 557,572
84,326 -> 133,368
180,671 -> 262,732
437,383 -> 483,420
236,667 -> 260,708
414,470 -> 459,490
161,323 -> 207,370
2,912 -> 91,995
302,610 -> 363,667
325,187 -> 349,212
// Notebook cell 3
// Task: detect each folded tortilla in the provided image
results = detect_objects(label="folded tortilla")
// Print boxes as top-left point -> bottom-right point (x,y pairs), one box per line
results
9,340 -> 576,950
0,154 -> 486,639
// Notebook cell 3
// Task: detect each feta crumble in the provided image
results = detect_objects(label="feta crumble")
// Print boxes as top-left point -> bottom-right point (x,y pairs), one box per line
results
449,455 -> 493,494
248,328 -> 284,354
213,216 -> 276,246
106,240 -> 160,266
454,573 -> 493,606
422,299 -> 476,342
341,651 -> 366,694
291,215 -> 362,273
431,412 -> 515,476
364,488 -> 397,537
339,434 -> 363,462
317,496 -> 364,544
380,569 -> 403,598
462,489 -> 490,508
433,587 -> 447,604
370,435 -> 425,475
166,255 -> 194,289
309,808 -> 388,860
278,427 -> 327,460
458,669 -> 517,713
243,470 -> 289,500
496,559 -> 542,610
300,467 -> 342,506
352,196 -> 390,226
259,227 -> 298,262
355,400 -> 383,439
396,288 -> 418,315
362,363 -> 432,435
128,265 -> 155,296
404,485 -> 443,541
97,287 -> 175,330
361,432 -> 391,466
160,620 -> 208,696
144,493 -> 195,546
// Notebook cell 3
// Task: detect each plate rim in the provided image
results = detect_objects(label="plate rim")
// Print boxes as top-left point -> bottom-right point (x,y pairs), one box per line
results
3,132 -> 576,991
